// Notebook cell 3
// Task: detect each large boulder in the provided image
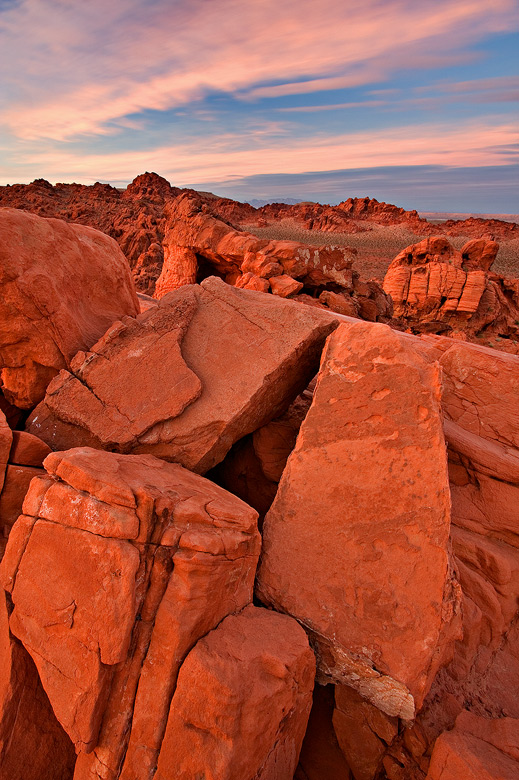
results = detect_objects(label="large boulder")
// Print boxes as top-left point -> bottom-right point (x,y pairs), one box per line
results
0,446 -> 260,779
257,321 -> 460,719
0,209 -> 139,409
27,278 -> 337,473
383,236 -> 519,340
155,605 -> 315,780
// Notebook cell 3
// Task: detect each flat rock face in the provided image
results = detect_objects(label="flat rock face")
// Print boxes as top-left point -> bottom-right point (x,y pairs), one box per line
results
0,209 -> 140,409
257,321 -> 457,717
0,446 -> 260,778
155,605 -> 315,780
0,590 -> 76,780
27,277 -> 337,473
426,712 -> 519,780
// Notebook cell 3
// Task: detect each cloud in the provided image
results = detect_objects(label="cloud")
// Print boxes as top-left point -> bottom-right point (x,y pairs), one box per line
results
0,0 -> 516,139
2,120 -> 517,186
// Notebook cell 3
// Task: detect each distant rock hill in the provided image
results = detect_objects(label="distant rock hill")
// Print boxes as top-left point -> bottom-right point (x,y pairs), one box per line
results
1,172 -> 516,295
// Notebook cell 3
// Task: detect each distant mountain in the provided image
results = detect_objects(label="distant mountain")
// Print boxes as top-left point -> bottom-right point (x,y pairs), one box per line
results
246,197 -> 305,208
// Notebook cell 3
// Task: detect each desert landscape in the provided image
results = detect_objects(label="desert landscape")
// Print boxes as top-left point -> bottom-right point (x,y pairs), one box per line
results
1,1 -> 519,779
0,172 -> 518,780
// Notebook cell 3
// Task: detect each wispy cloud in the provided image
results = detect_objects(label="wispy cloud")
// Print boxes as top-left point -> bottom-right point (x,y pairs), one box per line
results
1,120 -> 516,186
0,0 -> 516,139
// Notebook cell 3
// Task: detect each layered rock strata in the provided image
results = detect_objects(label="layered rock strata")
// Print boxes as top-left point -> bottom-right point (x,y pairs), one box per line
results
0,447 -> 266,779
383,237 -> 519,339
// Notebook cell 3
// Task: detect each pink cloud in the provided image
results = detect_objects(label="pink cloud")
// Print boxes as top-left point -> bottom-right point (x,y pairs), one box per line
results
2,120 -> 516,186
0,0 -> 516,139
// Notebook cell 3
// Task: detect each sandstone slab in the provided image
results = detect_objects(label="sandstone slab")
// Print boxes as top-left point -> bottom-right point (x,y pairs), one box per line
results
257,321 -> 458,717
28,277 -> 337,473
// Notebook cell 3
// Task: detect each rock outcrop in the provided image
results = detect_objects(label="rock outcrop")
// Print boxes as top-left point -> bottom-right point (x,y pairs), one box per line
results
257,321 -> 460,719
27,278 -> 337,472
0,446 -> 265,778
155,605 -> 315,780
383,237 -> 519,340
0,208 -> 139,409
154,193 -> 392,322
0,590 -> 76,780
0,410 -> 51,556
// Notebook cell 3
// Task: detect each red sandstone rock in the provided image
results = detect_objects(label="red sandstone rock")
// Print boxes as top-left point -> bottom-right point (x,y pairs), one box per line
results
235,272 -> 271,293
383,237 -> 519,340
155,605 -> 315,780
27,278 -> 337,473
0,410 -> 49,554
209,392 -> 312,521
333,686 -> 399,780
1,446 -> 260,779
269,274 -> 304,297
0,590 -> 76,780
257,321 -> 459,718
0,209 -> 139,408
426,712 -> 519,779
0,411 -> 11,494
295,684 -> 353,780
160,192 -> 358,292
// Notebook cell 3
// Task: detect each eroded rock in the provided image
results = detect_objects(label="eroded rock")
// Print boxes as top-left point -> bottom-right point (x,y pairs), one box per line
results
1,446 -> 260,779
155,605 -> 315,780
27,278 -> 337,473
257,321 -> 459,718
0,209 -> 139,408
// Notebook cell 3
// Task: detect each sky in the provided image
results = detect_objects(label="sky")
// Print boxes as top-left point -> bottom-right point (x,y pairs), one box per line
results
0,0 -> 518,211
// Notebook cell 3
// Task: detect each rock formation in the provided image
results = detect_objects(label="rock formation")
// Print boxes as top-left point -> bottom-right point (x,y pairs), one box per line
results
383,236 -> 519,340
0,208 -> 139,409
0,201 -> 518,779
257,321 -> 460,720
155,605 -> 315,780
26,277 -> 337,472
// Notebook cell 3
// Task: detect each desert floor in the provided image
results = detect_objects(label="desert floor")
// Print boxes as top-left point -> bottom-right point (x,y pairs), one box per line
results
244,221 -> 519,282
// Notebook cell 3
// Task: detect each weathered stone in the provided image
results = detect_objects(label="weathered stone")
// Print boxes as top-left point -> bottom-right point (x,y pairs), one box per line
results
426,712 -> 519,779
1,447 -> 260,779
257,321 -> 459,717
0,209 -> 139,408
155,605 -> 315,780
28,278 -> 337,473
0,590 -> 76,780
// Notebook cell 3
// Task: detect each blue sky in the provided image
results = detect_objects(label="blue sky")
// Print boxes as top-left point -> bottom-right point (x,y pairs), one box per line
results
0,0 -> 518,211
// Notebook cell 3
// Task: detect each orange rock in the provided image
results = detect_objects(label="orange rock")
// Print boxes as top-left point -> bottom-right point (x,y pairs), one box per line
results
235,272 -> 271,293
27,278 -> 337,473
269,274 -> 304,298
1,446 -> 260,777
333,686 -> 398,780
257,321 -> 459,717
295,684 -> 353,780
0,590 -> 76,780
0,209 -> 139,408
426,712 -> 519,779
153,245 -> 197,298
155,605 -> 315,780
383,237 -> 519,340
0,411 -> 12,494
